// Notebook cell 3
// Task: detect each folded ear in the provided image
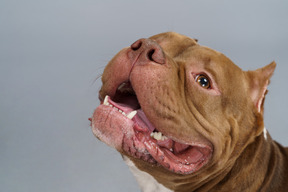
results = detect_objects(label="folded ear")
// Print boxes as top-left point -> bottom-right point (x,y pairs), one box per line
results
246,61 -> 276,114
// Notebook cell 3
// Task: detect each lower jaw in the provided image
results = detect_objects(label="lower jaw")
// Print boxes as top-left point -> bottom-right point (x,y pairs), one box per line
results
122,133 -> 157,164
127,126 -> 211,175
92,105 -> 211,175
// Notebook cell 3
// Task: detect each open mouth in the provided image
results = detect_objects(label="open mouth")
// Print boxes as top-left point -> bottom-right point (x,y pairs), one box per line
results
92,81 -> 212,174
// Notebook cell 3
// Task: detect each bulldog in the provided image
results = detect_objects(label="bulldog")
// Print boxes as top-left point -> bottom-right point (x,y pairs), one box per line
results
90,32 -> 288,192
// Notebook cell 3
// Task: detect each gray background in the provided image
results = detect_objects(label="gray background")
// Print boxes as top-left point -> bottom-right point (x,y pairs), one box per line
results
1,0 -> 287,191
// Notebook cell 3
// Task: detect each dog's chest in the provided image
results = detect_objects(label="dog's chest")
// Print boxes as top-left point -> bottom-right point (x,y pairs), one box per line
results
123,156 -> 172,192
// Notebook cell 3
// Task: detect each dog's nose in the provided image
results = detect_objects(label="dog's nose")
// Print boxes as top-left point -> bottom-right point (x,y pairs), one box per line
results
130,39 -> 165,64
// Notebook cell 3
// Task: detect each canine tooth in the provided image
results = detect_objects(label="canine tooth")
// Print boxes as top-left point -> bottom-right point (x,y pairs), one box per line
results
103,95 -> 109,106
127,110 -> 137,119
117,83 -> 126,91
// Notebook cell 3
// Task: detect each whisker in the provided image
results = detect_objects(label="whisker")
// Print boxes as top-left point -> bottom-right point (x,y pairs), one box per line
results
90,65 -> 105,86
90,73 -> 102,85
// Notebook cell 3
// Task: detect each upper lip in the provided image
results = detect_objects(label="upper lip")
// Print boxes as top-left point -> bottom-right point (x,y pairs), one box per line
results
97,92 -> 213,173
94,51 -> 213,174
99,80 -> 213,152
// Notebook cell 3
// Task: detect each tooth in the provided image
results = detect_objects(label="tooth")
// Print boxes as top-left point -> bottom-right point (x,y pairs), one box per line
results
117,83 -> 126,91
158,133 -> 163,140
150,131 -> 168,141
154,132 -> 162,140
162,135 -> 167,141
151,132 -> 159,140
158,133 -> 161,138
103,95 -> 109,106
127,110 -> 137,119
152,133 -> 157,140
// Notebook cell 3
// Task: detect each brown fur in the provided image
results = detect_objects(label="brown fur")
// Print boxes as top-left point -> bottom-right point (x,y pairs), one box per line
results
94,32 -> 288,191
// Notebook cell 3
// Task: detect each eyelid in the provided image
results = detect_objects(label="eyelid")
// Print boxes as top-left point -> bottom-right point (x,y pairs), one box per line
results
193,73 -> 212,84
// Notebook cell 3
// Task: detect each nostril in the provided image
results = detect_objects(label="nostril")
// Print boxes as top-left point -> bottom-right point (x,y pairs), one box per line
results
147,48 -> 165,64
130,38 -> 166,64
131,40 -> 142,51
147,49 -> 155,61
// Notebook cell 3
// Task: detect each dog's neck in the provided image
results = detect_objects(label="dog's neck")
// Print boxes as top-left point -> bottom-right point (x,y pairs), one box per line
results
124,129 -> 288,192
210,129 -> 288,192
206,129 -> 276,191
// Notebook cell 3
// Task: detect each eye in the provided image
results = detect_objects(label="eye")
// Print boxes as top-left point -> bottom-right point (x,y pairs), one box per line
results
195,74 -> 211,89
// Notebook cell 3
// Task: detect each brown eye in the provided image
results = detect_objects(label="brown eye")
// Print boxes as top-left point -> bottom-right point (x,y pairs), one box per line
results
196,74 -> 211,89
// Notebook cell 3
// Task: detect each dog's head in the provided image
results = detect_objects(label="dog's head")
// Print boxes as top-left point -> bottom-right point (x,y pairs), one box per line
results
91,32 -> 275,187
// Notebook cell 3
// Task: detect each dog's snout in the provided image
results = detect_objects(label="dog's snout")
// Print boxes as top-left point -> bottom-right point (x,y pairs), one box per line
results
130,39 -> 165,64
131,39 -> 143,51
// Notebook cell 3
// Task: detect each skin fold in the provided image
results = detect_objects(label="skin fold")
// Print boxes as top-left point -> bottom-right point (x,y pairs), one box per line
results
91,32 -> 288,192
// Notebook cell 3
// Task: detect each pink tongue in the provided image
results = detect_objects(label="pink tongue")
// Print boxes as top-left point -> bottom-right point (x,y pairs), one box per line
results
132,108 -> 205,165
134,109 -> 156,132
174,142 -> 190,154
164,147 -> 204,164
176,147 -> 204,164
157,141 -> 203,164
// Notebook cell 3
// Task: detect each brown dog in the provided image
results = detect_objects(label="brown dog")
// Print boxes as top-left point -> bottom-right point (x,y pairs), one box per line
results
91,32 -> 288,192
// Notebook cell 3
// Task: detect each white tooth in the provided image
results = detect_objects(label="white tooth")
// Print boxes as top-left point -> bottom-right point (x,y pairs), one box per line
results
103,95 -> 109,106
149,131 -> 167,141
150,131 -> 168,141
109,104 -> 113,107
117,83 -> 126,91
122,112 -> 126,115
154,132 -> 162,140
162,135 -> 167,141
127,110 -> 137,119
159,133 -> 162,139
119,109 -> 123,113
